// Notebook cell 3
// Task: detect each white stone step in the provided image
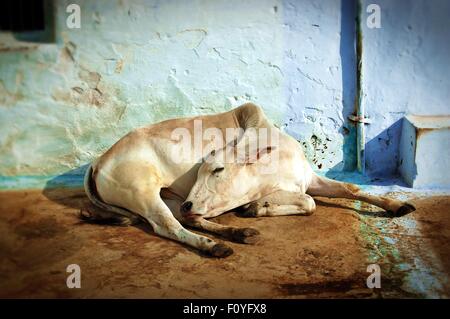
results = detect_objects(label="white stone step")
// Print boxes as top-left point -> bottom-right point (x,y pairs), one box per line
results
399,115 -> 450,188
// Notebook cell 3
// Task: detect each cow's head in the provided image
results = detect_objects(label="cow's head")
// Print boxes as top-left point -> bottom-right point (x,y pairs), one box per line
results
180,137 -> 277,219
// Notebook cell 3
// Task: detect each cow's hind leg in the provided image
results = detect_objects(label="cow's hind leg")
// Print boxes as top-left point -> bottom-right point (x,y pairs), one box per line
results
307,174 -> 416,216
240,191 -> 316,217
164,199 -> 260,244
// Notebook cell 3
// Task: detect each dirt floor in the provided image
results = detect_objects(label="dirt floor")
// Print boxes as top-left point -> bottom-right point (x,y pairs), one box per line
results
0,187 -> 449,298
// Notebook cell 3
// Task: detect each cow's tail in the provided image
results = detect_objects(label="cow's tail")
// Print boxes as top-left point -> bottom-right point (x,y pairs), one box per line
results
82,164 -> 143,226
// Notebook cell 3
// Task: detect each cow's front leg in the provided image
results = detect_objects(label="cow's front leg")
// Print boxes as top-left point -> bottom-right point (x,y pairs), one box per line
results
307,175 -> 416,216
184,217 -> 260,244
240,191 -> 316,217
135,195 -> 233,257
164,198 -> 259,244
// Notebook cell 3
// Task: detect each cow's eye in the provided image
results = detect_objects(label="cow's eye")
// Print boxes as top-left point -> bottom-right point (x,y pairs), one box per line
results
212,167 -> 224,174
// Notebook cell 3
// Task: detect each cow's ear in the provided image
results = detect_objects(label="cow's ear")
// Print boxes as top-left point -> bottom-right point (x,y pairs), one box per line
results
244,146 -> 276,164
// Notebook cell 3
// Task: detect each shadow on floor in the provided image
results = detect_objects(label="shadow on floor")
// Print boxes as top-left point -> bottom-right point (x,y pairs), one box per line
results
42,164 -> 88,211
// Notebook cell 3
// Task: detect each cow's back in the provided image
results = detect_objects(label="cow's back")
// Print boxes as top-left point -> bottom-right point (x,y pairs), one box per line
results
92,108 -> 241,202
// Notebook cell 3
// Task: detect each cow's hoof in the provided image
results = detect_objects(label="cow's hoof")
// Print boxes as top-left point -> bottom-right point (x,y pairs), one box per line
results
238,203 -> 259,218
210,243 -> 234,258
231,228 -> 260,244
395,203 -> 416,217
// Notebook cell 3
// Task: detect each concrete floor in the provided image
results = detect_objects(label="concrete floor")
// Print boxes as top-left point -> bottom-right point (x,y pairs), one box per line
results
0,187 -> 449,298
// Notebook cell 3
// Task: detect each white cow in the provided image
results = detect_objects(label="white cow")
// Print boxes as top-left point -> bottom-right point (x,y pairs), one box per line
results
83,103 -> 415,257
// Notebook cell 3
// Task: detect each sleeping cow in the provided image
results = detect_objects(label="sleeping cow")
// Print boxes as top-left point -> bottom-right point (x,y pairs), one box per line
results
83,103 -> 415,257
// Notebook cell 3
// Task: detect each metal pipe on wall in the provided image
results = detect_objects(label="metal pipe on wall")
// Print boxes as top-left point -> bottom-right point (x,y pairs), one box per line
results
354,0 -> 365,174
349,0 -> 370,173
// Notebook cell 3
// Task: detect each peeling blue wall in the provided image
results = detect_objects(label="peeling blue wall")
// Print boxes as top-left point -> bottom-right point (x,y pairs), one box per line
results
281,0 -> 357,173
0,0 -> 355,188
